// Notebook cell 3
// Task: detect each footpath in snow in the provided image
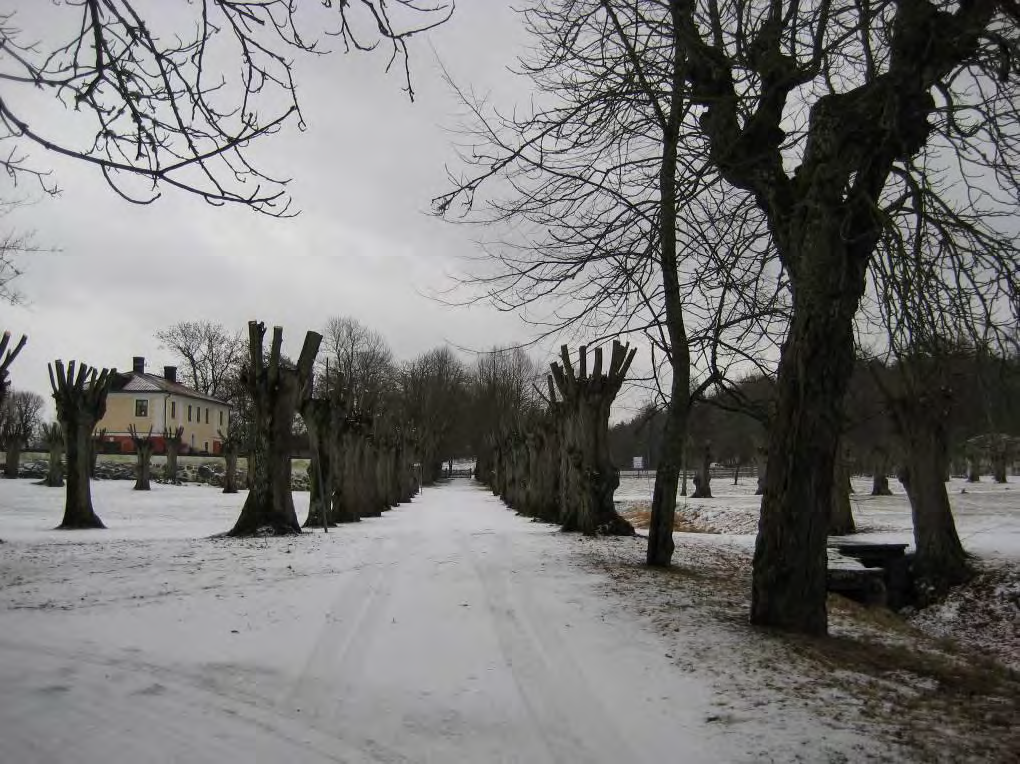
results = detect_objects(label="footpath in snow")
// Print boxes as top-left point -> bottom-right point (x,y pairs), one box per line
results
1,478 -> 906,762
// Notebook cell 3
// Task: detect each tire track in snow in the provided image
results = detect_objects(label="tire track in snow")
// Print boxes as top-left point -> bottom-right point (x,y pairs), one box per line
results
0,636 -> 381,763
464,531 -> 641,764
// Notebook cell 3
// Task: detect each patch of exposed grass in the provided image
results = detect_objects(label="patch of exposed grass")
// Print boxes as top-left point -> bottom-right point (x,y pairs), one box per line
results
617,502 -> 710,533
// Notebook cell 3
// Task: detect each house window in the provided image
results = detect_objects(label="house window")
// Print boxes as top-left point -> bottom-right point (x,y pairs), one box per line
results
188,405 -> 192,422
203,441 -> 209,453
205,408 -> 209,424
170,401 -> 176,418
219,411 -> 224,427
135,399 -> 148,417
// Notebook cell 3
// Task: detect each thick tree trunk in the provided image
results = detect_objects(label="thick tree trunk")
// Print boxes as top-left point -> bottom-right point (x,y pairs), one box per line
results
222,448 -> 239,494
894,399 -> 971,600
4,444 -> 21,478
45,442 -> 64,487
691,442 -> 712,498
829,447 -> 856,535
754,447 -> 767,496
966,458 -> 981,483
227,323 -> 321,537
50,361 -> 114,530
300,397 -> 334,529
133,445 -> 153,490
552,344 -> 635,537
752,271 -> 861,635
163,427 -> 184,484
871,450 -> 893,495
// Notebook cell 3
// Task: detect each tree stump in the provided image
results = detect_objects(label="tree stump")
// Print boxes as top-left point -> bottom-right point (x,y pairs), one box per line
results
227,322 -> 321,536
217,427 -> 241,494
129,424 -> 155,491
550,342 -> 636,536
49,360 -> 115,529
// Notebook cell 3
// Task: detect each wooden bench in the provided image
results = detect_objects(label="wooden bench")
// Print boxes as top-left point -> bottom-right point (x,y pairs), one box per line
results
826,541 -> 911,608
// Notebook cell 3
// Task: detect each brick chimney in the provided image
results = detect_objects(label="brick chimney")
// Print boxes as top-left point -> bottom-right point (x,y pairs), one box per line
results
132,356 -> 145,374
163,365 -> 177,383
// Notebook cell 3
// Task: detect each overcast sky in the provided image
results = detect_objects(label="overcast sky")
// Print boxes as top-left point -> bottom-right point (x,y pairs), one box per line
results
2,1 -> 635,420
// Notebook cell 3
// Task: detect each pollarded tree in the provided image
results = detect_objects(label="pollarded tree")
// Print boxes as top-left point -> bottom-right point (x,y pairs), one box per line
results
1,389 -> 44,478
0,330 -> 26,409
162,426 -> 185,485
217,428 -> 242,495
40,421 -> 64,488
873,350 -> 973,599
1,2 -> 452,210
49,360 -> 115,529
227,322 -> 321,537
551,342 -> 637,536
129,425 -> 155,491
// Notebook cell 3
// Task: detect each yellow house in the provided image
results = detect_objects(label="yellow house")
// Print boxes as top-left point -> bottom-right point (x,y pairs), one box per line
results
96,357 -> 232,455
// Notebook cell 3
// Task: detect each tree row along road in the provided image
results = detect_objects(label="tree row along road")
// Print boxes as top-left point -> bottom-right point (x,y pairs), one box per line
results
0,480 -> 766,763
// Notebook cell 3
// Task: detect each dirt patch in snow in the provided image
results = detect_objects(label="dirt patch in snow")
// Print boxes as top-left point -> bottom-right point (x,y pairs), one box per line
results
569,532 -> 1020,763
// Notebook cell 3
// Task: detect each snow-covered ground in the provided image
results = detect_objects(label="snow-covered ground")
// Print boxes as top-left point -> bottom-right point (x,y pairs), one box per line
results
0,477 -> 1017,761
617,472 -> 1020,560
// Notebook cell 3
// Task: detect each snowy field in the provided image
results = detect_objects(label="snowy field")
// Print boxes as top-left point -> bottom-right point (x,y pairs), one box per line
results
617,472 -> 1020,560
0,477 -> 1017,761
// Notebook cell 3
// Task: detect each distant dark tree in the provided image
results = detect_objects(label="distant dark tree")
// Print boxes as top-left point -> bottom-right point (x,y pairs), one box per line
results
49,361 -> 115,529
0,331 -> 27,409
129,425 -> 155,491
1,2 -> 451,211
40,421 -> 64,487
162,426 -> 184,485
0,389 -> 44,478
400,346 -> 468,485
227,322 -> 321,536
874,351 -> 973,600
217,428 -> 241,495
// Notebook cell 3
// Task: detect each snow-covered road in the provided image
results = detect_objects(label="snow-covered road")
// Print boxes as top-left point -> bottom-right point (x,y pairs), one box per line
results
0,479 -> 778,763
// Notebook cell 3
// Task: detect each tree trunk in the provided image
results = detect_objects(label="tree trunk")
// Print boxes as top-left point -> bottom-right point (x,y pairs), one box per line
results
691,442 -> 712,498
163,427 -> 184,484
752,260 -> 862,635
227,323 -> 321,536
871,450 -> 893,495
50,361 -> 114,530
551,343 -> 635,537
754,446 -> 767,496
300,397 -> 334,529
222,447 -> 239,494
829,446 -> 856,535
4,444 -> 21,478
966,458 -> 981,482
133,444 -> 153,490
45,441 -> 64,487
893,396 -> 971,601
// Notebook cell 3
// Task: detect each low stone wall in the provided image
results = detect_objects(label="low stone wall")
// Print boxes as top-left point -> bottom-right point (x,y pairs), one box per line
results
8,459 -> 311,492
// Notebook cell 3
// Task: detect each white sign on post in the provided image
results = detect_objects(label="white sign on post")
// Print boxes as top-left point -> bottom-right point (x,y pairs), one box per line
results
632,456 -> 644,470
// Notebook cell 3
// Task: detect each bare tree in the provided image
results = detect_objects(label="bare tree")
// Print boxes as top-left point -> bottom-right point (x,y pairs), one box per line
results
227,322 -> 320,536
162,426 -> 185,484
156,322 -> 245,400
0,389 -> 44,477
441,0 -> 1020,634
0,331 -> 27,409
49,360 -> 115,529
40,421 -> 64,487
400,346 -> 468,485
128,424 -> 154,491
1,2 -> 451,212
